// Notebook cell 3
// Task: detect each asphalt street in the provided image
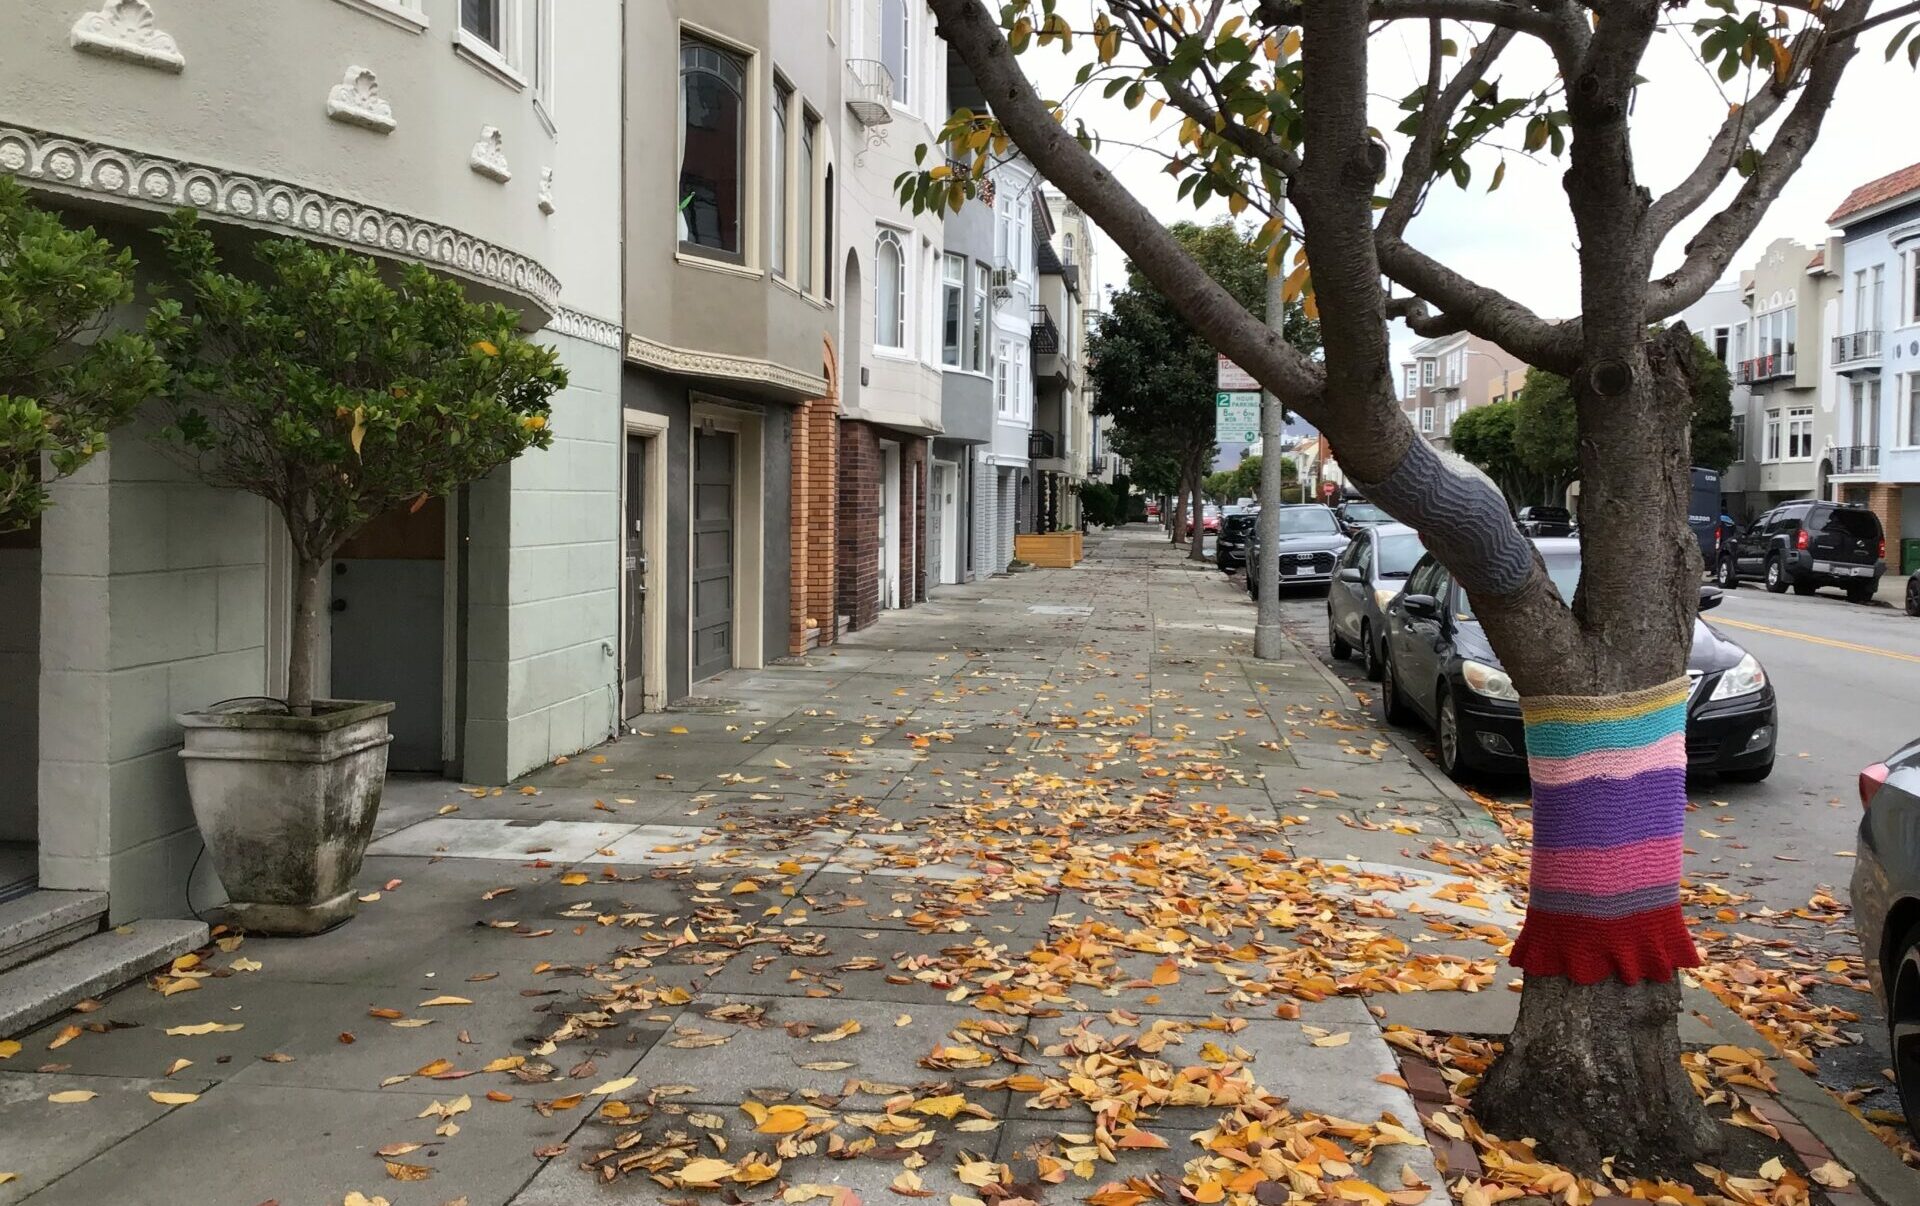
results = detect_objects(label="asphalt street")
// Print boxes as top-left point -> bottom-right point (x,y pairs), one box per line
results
1223,549 -> 1920,1119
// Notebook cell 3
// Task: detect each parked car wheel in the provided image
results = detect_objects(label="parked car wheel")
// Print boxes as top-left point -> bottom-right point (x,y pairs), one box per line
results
1436,686 -> 1474,782
1890,921 -> 1920,1134
1848,583 -> 1877,605
1361,621 -> 1383,682
1328,612 -> 1352,661
1765,555 -> 1789,594
1906,575 -> 1919,617
1715,557 -> 1739,589
1379,650 -> 1413,726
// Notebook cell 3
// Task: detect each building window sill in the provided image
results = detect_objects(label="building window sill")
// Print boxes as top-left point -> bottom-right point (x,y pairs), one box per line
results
675,250 -> 763,280
331,0 -> 429,32
454,29 -> 528,91
872,347 -> 916,361
533,96 -> 557,137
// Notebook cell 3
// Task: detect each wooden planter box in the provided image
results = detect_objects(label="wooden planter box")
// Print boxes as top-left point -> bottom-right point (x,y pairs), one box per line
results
1014,531 -> 1082,568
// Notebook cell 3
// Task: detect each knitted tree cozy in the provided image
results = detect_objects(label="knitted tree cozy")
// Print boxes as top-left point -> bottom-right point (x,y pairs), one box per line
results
1510,677 -> 1701,984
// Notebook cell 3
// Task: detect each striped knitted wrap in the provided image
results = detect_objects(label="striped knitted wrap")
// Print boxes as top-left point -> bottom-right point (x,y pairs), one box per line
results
1509,677 -> 1701,985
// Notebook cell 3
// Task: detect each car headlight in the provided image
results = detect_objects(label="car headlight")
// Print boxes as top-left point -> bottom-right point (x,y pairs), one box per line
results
1708,652 -> 1767,701
1461,659 -> 1520,702
1373,587 -> 1399,610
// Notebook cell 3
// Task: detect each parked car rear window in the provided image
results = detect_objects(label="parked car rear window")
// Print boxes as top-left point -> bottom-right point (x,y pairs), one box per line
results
1343,503 -> 1391,524
1521,506 -> 1570,521
1458,554 -> 1582,619
1376,532 -> 1425,577
1815,507 -> 1882,543
1276,508 -> 1338,535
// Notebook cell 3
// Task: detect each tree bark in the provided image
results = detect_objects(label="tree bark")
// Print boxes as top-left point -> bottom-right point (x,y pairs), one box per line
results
1170,476 -> 1188,545
1477,979 -> 1719,1175
287,554 -> 327,716
1186,451 -> 1208,561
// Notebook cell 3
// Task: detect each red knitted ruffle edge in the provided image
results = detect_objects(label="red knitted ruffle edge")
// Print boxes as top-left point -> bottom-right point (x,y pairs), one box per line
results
1509,906 -> 1701,986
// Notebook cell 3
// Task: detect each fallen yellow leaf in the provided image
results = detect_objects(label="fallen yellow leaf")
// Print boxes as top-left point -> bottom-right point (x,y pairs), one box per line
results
384,1160 -> 433,1182
588,1077 -> 637,1096
559,872 -> 589,886
147,1091 -> 199,1106
677,1158 -> 736,1185
164,1022 -> 243,1036
756,1104 -> 812,1134
48,1090 -> 97,1103
418,996 -> 472,1008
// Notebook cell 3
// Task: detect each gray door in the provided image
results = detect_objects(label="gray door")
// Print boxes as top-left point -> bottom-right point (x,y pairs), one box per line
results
691,430 -> 736,683
331,498 -> 445,771
623,434 -> 648,718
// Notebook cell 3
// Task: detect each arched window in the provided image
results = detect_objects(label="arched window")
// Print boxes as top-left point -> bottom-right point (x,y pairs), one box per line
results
1062,233 -> 1074,264
875,230 -> 905,349
679,39 -> 746,257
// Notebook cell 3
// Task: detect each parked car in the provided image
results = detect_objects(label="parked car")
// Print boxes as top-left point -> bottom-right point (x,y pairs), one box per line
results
1216,509 -> 1259,571
1714,499 -> 1885,602
1246,505 -> 1350,597
1183,505 -> 1222,538
1850,739 -> 1920,1132
1515,506 -> 1575,537
1335,500 -> 1394,533
1326,523 -> 1426,680
1906,567 -> 1919,616
1145,499 -> 1160,519
1378,538 -> 1776,782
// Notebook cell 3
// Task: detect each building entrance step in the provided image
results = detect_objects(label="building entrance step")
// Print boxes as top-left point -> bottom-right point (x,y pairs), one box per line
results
0,916 -> 206,1038
0,890 -> 108,973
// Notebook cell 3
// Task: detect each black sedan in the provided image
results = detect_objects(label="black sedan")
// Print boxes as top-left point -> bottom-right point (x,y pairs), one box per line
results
1516,505 -> 1575,537
1907,569 -> 1918,617
1378,538 -> 1777,782
1851,740 -> 1920,1132
1326,523 -> 1425,681
1246,505 -> 1350,596
1216,509 -> 1258,572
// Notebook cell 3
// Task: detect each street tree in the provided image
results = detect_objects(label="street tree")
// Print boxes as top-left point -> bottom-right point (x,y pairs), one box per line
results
1447,398 -> 1565,508
906,0 -> 1920,1171
0,179 -> 166,532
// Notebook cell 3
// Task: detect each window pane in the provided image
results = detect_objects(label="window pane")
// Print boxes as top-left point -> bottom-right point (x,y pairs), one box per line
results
680,41 -> 747,256
971,264 -> 988,373
799,116 -> 817,290
881,0 -> 909,107
772,82 -> 790,276
876,232 -> 904,348
1911,376 -> 1920,445
462,0 -> 500,47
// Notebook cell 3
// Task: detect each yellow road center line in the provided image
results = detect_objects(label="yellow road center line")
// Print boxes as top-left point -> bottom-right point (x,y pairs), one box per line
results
1711,616 -> 1920,664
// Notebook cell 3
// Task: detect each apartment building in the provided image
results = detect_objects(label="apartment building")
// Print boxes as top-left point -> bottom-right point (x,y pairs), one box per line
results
984,156 -> 1041,563
1824,162 -> 1920,570
1030,187 -> 1097,532
1677,284 -> 1760,515
1734,237 -> 1839,517
0,0 -> 621,924
1398,332 -> 1526,452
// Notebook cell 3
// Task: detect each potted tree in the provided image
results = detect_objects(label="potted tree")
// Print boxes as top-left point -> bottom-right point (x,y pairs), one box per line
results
147,212 -> 566,934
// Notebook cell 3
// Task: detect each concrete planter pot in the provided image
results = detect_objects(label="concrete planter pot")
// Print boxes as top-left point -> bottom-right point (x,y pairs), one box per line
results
177,699 -> 395,935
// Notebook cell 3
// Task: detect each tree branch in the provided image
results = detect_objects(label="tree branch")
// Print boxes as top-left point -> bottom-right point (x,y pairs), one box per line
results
1647,0 -> 1868,320
1111,4 -> 1303,180
1376,236 -> 1582,370
1644,87 -> 1786,244
923,0 -> 1325,405
1380,22 -> 1519,240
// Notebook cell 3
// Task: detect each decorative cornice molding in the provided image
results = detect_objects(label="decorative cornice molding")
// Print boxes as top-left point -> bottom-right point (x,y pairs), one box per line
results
70,0 -> 184,72
550,308 -> 620,350
326,66 -> 395,134
537,166 -> 555,215
469,126 -> 510,183
625,333 -> 828,399
0,123 -> 559,315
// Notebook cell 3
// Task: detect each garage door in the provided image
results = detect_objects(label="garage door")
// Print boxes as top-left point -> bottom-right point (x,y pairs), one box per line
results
691,430 -> 735,683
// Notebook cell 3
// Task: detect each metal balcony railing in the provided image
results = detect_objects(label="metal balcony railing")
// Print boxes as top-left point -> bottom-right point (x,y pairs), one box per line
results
1030,304 -> 1060,354
1832,330 -> 1883,367
1738,352 -> 1795,384
1832,444 -> 1881,474
844,59 -> 895,126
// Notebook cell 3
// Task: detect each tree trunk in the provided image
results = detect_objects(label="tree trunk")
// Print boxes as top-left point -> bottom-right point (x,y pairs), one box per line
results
287,554 -> 327,716
1170,476 -> 1188,545
1185,452 -> 1207,561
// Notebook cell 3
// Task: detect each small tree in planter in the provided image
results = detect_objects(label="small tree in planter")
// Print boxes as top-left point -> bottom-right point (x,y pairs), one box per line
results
0,178 -> 165,532
147,212 -> 566,933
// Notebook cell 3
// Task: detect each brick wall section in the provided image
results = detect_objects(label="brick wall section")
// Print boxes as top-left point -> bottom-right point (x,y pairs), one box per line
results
1869,483 -> 1902,562
788,343 -> 839,654
837,421 -> 881,632
905,438 -> 928,604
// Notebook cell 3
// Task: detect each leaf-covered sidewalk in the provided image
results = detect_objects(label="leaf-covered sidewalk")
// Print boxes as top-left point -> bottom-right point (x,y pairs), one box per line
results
1,530 -> 1912,1206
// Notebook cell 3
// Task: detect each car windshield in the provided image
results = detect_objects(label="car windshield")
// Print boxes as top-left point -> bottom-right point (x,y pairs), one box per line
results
1457,553 -> 1582,619
1276,508 -> 1338,535
1377,532 -> 1425,577
1524,507 -> 1570,521
1818,508 -> 1880,543
1343,503 -> 1390,524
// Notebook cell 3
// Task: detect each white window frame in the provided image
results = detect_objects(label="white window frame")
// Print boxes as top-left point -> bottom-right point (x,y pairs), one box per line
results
1901,373 -> 1920,450
1419,406 -> 1434,434
771,75 -> 793,280
1730,413 -> 1746,462
1420,360 -> 1435,386
1786,406 -> 1814,461
677,28 -> 758,269
881,0 -> 911,111
969,261 -> 989,374
1711,325 -> 1731,367
941,252 -> 966,367
531,0 -> 555,129
1911,250 -> 1920,324
455,0 -> 529,90
1871,263 -> 1886,329
1854,270 -> 1868,332
874,228 -> 908,352
1764,409 -> 1782,461
331,0 -> 428,33
994,339 -> 1012,415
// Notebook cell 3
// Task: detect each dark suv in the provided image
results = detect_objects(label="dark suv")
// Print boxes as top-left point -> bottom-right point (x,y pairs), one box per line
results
1515,506 -> 1574,537
1216,510 -> 1258,571
1714,500 -> 1886,602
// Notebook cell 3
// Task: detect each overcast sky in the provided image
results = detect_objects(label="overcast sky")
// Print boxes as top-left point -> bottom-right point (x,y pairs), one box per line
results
1017,2 -> 1918,371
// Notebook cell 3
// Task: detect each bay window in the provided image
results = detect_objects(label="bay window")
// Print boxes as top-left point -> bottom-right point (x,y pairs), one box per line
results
970,262 -> 989,372
679,38 -> 748,258
941,253 -> 965,367
772,78 -> 791,277
875,230 -> 906,350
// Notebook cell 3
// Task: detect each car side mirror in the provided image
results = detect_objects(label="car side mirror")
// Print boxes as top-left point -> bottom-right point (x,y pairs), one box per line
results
1698,586 -> 1722,613
1401,593 -> 1439,619
1337,567 -> 1363,583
